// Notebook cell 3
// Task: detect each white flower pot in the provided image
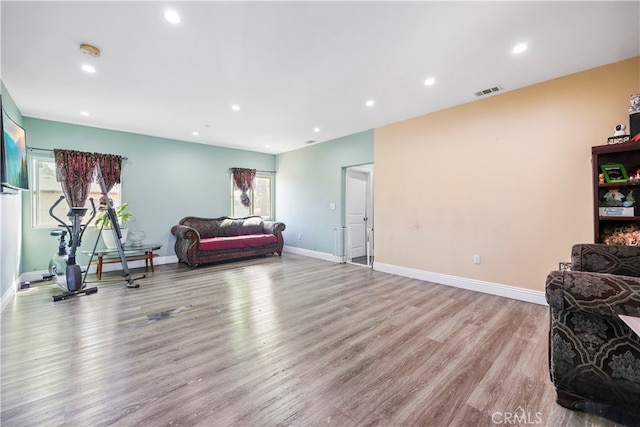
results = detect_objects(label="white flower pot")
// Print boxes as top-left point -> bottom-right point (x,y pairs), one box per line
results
102,228 -> 129,249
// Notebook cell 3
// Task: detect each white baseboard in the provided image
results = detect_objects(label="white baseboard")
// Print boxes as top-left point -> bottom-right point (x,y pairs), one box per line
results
282,247 -> 546,305
0,285 -> 17,313
373,262 -> 547,306
283,245 -> 341,263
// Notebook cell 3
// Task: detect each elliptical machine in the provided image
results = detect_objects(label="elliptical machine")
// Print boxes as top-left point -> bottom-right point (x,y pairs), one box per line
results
48,195 -> 98,301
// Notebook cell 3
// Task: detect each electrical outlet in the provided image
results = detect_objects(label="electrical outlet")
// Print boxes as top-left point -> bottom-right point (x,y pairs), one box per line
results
298,234 -> 302,240
473,255 -> 481,264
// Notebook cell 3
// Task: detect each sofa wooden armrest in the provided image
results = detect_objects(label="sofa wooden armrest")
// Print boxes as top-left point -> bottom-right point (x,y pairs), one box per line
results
170,224 -> 200,241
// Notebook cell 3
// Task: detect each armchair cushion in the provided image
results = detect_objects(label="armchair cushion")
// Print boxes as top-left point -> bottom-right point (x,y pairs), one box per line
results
571,243 -> 640,276
199,234 -> 278,251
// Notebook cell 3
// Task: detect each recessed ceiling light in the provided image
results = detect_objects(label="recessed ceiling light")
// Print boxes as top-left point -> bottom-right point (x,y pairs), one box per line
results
365,100 -> 375,107
231,104 -> 240,111
313,127 -> 320,133
265,144 -> 271,148
512,43 -> 527,54
80,111 -> 89,116
192,131 -> 199,136
81,64 -> 96,73
424,77 -> 435,86
164,10 -> 181,24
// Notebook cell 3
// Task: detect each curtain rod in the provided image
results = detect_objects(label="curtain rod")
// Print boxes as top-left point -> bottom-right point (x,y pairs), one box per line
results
27,146 -> 128,160
229,168 -> 276,174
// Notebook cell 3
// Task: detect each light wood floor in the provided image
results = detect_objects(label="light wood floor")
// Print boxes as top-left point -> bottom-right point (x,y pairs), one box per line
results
1,254 -> 615,426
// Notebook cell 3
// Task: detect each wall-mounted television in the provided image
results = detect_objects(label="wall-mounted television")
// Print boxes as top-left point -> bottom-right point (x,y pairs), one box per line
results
1,106 -> 29,192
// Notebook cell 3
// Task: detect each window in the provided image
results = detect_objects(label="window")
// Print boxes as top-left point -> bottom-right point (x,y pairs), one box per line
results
231,172 -> 274,219
31,157 -> 121,228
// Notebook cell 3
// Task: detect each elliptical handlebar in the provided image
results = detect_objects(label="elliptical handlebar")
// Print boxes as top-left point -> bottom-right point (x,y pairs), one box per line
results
49,196 -> 97,249
86,197 -> 97,224
77,198 -> 97,244
49,195 -> 72,237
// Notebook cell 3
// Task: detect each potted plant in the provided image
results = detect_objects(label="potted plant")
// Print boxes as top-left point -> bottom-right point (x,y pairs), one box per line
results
95,202 -> 133,248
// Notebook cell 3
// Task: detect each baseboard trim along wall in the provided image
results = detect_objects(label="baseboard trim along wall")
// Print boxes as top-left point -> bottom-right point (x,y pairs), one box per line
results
283,246 -> 547,306
373,262 -> 548,306
1,285 -> 17,312
283,245 -> 340,263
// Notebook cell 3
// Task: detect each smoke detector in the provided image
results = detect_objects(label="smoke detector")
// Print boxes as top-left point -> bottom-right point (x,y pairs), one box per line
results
80,43 -> 101,57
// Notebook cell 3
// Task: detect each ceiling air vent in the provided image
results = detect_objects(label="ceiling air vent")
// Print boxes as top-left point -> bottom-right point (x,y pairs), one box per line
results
474,85 -> 503,97
304,140 -> 316,144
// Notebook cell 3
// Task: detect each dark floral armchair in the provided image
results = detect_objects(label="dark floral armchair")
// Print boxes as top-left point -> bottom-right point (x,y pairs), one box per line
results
546,244 -> 640,424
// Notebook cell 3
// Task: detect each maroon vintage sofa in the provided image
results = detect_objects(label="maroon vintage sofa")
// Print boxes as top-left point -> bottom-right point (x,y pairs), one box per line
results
171,216 -> 285,268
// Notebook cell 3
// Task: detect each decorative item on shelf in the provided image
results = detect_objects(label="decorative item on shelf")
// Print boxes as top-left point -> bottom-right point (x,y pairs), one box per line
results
598,173 -> 605,184
601,223 -> 640,245
601,187 -> 625,206
128,230 -> 146,247
599,206 -> 635,217
600,187 -> 634,217
630,94 -> 640,140
605,123 -> 630,145
600,162 -> 628,183
628,167 -> 640,182
95,200 -> 133,249
606,135 -> 630,145
630,94 -> 640,115
623,189 -> 635,207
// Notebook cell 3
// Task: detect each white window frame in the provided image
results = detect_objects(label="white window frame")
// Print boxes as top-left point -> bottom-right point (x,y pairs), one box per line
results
231,171 -> 274,220
30,156 -> 122,228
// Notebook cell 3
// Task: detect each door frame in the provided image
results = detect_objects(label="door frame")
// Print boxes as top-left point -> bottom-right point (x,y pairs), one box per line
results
343,164 -> 374,266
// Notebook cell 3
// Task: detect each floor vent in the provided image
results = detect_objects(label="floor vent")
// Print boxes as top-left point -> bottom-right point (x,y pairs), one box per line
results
474,85 -> 503,97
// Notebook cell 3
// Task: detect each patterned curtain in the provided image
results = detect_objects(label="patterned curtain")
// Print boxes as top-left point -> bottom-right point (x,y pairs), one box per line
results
98,154 -> 124,193
232,168 -> 256,208
96,153 -> 124,209
54,149 -> 98,208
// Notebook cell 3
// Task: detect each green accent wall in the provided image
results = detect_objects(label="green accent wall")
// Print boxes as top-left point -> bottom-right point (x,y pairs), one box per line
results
275,130 -> 374,255
21,118 -> 275,272
3,96 -> 373,299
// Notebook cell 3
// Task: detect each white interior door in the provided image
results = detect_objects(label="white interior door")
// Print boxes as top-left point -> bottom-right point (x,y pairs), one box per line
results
346,168 -> 370,259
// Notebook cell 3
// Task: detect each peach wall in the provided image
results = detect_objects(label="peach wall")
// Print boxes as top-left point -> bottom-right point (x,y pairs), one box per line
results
374,57 -> 639,292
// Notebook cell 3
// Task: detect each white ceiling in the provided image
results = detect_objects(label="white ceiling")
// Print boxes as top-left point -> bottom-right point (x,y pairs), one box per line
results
2,1 -> 639,154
